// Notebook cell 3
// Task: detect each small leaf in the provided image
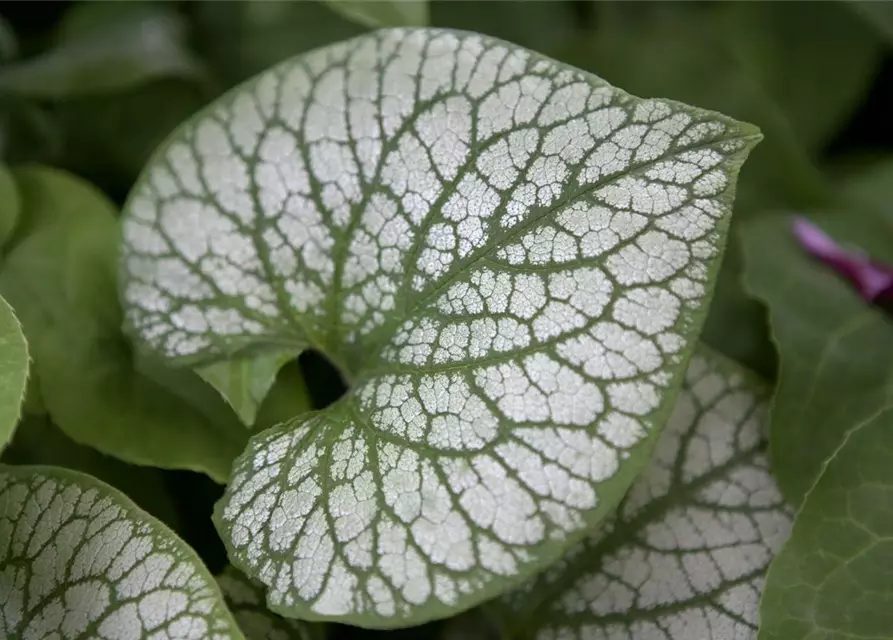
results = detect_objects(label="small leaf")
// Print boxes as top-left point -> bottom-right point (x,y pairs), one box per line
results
325,1 -> 429,28
0,294 -> 27,452
489,348 -> 793,639
742,213 -> 893,505
0,1 -> 206,99
0,165 -> 21,249
197,349 -> 305,427
759,414 -> 893,640
0,166 -> 248,482
218,565 -> 327,640
120,28 -> 759,625
0,464 -> 246,640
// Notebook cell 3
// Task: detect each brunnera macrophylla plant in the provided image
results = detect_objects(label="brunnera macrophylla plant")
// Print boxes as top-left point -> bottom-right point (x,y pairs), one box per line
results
115,27 -> 760,628
0,347 -> 790,640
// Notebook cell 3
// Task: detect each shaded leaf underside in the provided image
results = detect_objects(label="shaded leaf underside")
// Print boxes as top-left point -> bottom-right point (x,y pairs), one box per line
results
491,349 -> 793,639
0,465 -> 244,639
119,28 -> 757,626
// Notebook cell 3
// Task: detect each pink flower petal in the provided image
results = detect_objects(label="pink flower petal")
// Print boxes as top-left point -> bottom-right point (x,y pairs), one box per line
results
791,216 -> 893,301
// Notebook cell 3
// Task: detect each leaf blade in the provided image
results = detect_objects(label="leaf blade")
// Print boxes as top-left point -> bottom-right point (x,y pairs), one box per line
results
488,347 -> 793,639
0,464 -> 246,640
741,213 -> 893,506
121,28 -> 759,626
759,412 -> 893,640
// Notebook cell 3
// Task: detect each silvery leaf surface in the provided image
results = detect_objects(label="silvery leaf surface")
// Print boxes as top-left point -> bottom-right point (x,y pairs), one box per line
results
119,27 -> 759,627
0,465 -> 245,639
490,348 -> 793,639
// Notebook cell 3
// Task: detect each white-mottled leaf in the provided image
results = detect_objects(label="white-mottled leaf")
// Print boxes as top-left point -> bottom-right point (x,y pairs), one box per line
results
0,294 -> 28,451
488,348 -> 793,639
197,349 -> 303,426
0,464 -> 245,640
218,565 -> 326,640
118,28 -> 759,626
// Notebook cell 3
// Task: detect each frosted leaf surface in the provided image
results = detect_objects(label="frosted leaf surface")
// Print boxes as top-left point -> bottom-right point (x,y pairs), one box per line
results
118,27 -> 759,627
218,566 -> 326,640
490,349 -> 793,640
0,465 -> 245,640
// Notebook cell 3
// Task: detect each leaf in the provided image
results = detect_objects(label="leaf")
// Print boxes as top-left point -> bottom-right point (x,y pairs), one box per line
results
0,464 -> 246,639
0,166 -> 248,483
218,565 -> 327,640
197,348 -> 305,427
0,1 -> 206,99
325,1 -> 429,28
0,294 -> 27,452
119,28 -> 759,626
2,415 -> 180,532
0,165 -> 21,249
741,212 -> 893,506
844,0 -> 893,44
759,414 -> 893,640
488,348 -> 793,639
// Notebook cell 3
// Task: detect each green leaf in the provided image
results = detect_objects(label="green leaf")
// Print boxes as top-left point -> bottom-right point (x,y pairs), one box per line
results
119,28 -> 759,626
0,166 -> 248,482
759,415 -> 893,640
0,1 -> 206,99
844,0 -> 893,44
489,347 -> 793,638
0,464 -> 246,639
2,415 -> 180,531
0,165 -> 21,249
191,0 -> 364,87
218,565 -> 327,640
0,294 -> 27,452
741,212 -> 893,506
197,349 -> 305,427
324,1 -> 429,28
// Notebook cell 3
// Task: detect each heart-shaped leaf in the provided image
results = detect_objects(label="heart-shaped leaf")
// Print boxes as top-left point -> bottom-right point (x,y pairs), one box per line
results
119,28 -> 759,626
0,464 -> 245,639
489,348 -> 793,639
218,565 -> 327,640
0,294 -> 27,452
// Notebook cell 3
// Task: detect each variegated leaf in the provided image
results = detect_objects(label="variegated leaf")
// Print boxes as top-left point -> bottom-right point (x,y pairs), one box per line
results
119,28 -> 759,626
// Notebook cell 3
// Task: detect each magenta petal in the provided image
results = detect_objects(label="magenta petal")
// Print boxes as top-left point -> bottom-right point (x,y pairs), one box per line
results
791,217 -> 893,301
